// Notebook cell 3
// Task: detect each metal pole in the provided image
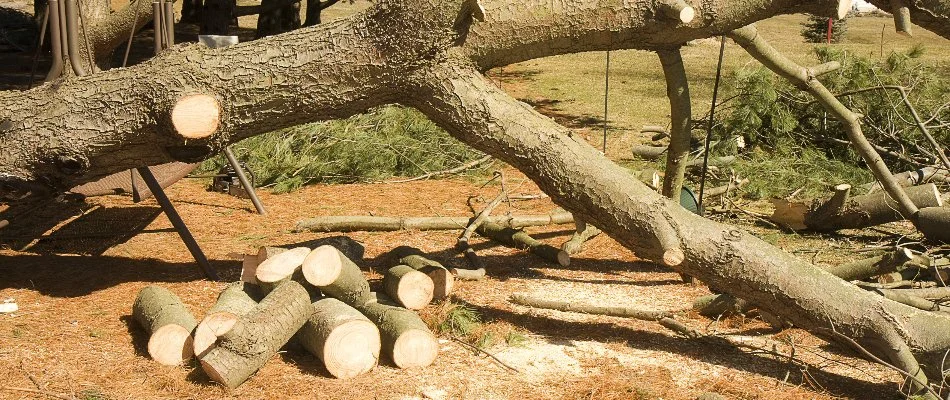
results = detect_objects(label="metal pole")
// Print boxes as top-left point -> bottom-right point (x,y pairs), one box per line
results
152,1 -> 163,54
602,49 -> 610,154
223,147 -> 267,215
163,0 -> 175,47
697,35 -> 727,214
136,167 -> 219,280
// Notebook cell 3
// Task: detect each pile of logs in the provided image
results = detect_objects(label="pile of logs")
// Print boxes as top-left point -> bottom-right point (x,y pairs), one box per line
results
132,243 -> 449,388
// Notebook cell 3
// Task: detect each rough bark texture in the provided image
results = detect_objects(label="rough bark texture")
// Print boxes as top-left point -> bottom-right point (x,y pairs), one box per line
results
200,280 -> 312,389
657,47 -> 691,199
194,282 -> 261,357
773,183 -> 945,231
356,293 -> 438,369
824,248 -> 915,281
918,207 -> 950,244
132,285 -> 199,366
561,219 -> 601,255
297,297 -> 381,379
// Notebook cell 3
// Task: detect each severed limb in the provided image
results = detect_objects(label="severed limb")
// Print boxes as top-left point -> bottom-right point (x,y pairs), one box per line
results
409,59 -> 950,398
561,218 -> 602,255
657,47 -> 692,199
454,173 -> 507,279
728,25 -> 926,234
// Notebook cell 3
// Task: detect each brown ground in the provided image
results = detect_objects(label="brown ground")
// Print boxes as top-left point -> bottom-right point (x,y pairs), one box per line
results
0,173 -> 907,400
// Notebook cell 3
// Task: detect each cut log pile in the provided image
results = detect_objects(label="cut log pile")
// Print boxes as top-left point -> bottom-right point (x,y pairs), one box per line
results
132,242 -> 444,389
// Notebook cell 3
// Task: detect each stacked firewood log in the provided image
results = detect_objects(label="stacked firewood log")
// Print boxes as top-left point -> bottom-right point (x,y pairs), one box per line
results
132,244 -> 450,388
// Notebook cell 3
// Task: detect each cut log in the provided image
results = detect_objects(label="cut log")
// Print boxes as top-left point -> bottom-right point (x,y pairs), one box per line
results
771,183 -> 944,231
918,207 -> 950,244
561,219 -> 601,255
294,213 -> 574,232
686,156 -> 737,169
692,294 -> 752,317
301,245 -> 373,306
200,281 -> 312,389
193,282 -> 261,358
890,0 -> 913,36
889,287 -> 950,300
297,297 -> 381,379
132,286 -> 199,366
704,178 -> 749,197
171,94 -> 221,139
631,145 -> 667,160
388,246 -> 454,301
254,246 -> 311,293
511,294 -> 672,320
476,221 -> 570,266
383,265 -> 435,310
356,294 -> 439,369
657,0 -> 695,23
824,247 -> 915,281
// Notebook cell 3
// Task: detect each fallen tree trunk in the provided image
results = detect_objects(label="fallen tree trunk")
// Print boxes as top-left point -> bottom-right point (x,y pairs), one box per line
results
356,293 -> 439,369
200,281 -> 312,389
388,246 -> 454,301
297,297 -> 381,379
301,245 -> 373,306
771,183 -> 944,231
294,213 -> 574,233
476,221 -> 570,267
193,282 -> 261,357
132,285 -> 199,366
824,247 -> 916,281
382,265 -> 434,310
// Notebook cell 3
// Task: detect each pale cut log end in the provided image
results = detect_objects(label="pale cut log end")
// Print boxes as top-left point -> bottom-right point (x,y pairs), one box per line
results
148,324 -> 195,366
193,312 -> 239,358
255,247 -> 310,284
240,254 -> 260,284
427,269 -> 455,301
931,184 -> 943,208
663,248 -> 685,267
679,7 -> 695,23
836,0 -> 853,19
396,270 -> 435,310
557,250 -> 571,267
303,245 -> 344,286
322,320 -> 381,379
171,94 -> 221,139
392,329 -> 439,369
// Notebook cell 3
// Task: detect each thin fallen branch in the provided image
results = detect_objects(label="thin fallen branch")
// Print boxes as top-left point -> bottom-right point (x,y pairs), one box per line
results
450,336 -> 520,373
561,219 -> 602,255
454,174 -> 507,280
2,387 -> 76,400
294,212 -> 574,232
385,155 -> 492,183
510,294 -> 674,321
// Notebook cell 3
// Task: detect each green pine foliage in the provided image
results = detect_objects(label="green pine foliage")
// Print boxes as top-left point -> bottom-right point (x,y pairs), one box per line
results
710,45 -> 948,198
199,105 -> 487,193
801,14 -> 848,43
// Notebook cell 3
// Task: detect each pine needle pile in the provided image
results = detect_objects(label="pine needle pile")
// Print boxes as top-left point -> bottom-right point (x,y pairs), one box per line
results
199,106 -> 487,192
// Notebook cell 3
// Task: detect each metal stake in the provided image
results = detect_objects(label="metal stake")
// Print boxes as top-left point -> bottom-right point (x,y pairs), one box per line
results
136,167 -> 219,280
223,147 -> 267,214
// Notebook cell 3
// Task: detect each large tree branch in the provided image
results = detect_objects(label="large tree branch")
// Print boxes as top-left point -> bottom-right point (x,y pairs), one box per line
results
404,57 -> 950,394
867,0 -> 950,39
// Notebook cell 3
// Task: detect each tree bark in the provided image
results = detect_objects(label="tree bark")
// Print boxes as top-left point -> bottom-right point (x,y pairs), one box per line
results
387,246 -> 454,301
772,183 -> 944,231
294,213 -> 574,232
561,219 -> 601,255
297,297 -> 381,379
193,282 -> 261,357
200,280 -> 312,389
301,245 -> 373,306
657,47 -> 691,199
356,293 -> 438,369
382,265 -> 434,310
476,221 -> 570,267
132,285 -> 199,366
918,207 -> 950,244
405,58 -> 950,394
511,294 -> 672,321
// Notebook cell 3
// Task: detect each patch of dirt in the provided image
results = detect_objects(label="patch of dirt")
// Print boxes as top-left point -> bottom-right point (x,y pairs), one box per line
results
0,171 -> 904,399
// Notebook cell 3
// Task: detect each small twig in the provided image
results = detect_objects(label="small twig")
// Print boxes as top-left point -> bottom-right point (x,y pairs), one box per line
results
384,155 -> 492,183
450,336 -> 521,373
